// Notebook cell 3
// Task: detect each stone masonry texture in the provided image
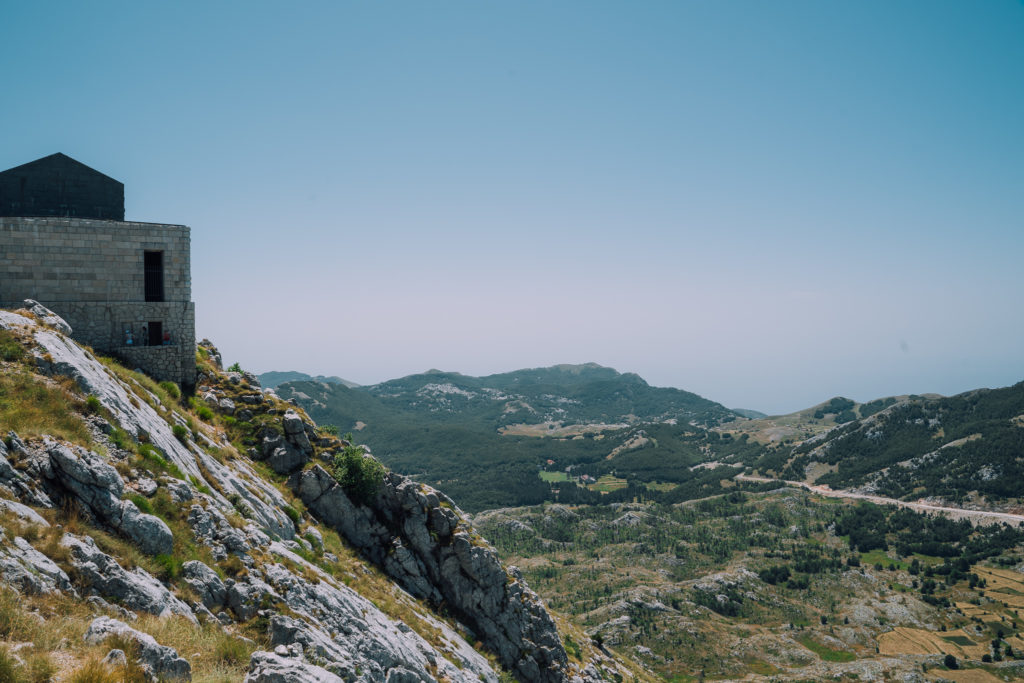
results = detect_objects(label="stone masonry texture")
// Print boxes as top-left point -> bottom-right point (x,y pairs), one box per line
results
1,217 -> 196,388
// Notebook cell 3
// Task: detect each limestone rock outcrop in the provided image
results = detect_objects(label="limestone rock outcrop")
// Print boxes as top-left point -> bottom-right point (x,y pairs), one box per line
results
22,299 -> 72,335
61,534 -> 196,622
45,440 -> 174,556
297,465 -> 569,682
244,651 -> 343,683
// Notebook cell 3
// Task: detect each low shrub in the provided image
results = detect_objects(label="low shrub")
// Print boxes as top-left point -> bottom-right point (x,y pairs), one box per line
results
109,428 -> 132,451
213,634 -> 253,666
172,424 -> 188,442
24,651 -> 55,683
283,505 -> 301,525
153,553 -> 183,581
127,494 -> 153,515
333,445 -> 386,505
159,381 -> 182,401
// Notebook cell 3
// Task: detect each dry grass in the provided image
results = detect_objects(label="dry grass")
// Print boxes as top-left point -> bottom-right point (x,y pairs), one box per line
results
0,368 -> 92,446
0,584 -> 257,682
973,566 -> 1024,609
877,626 -> 987,659
132,614 -> 256,681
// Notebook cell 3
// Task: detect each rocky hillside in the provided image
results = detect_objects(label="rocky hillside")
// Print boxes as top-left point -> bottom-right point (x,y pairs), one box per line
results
0,304 -> 636,682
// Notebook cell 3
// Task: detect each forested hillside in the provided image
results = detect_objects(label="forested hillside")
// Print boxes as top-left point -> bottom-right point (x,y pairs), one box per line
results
276,365 -> 744,510
752,382 -> 1024,505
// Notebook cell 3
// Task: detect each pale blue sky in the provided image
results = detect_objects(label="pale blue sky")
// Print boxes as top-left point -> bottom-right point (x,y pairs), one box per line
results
2,1 -> 1022,414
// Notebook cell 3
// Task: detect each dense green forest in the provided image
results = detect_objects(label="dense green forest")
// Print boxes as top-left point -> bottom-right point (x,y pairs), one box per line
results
277,366 -> 751,510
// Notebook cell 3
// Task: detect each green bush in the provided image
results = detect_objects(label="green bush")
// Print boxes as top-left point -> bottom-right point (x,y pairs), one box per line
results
283,505 -> 301,525
137,443 -> 185,479
333,445 -> 386,505
172,424 -> 188,442
318,424 -> 340,436
197,405 -> 213,421
159,381 -> 181,401
153,553 -> 183,580
85,395 -> 102,414
128,494 -> 153,515
109,428 -> 131,450
227,362 -> 242,373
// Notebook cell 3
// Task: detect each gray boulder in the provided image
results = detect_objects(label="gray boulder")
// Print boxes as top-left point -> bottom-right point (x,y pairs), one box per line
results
255,418 -> 310,475
0,498 -> 50,527
165,479 -> 194,503
118,501 -> 174,556
181,560 -> 227,609
282,412 -> 313,455
84,616 -> 191,680
244,651 -> 343,683
135,477 -> 158,497
226,577 -> 278,621
23,299 -> 72,335
0,436 -> 53,509
61,534 -> 195,622
46,441 -> 124,518
46,441 -> 173,555
187,504 -> 253,560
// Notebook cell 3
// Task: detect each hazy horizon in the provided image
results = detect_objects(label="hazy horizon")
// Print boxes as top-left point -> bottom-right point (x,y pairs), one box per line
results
3,2 -> 1022,414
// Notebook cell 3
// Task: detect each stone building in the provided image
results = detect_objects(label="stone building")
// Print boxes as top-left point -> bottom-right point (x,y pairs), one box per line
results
0,153 -> 196,388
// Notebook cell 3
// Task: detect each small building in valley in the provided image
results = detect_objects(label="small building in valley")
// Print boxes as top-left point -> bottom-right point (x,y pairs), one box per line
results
0,153 -> 196,388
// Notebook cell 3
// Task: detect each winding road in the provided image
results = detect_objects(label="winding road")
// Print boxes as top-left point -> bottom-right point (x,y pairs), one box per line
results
735,473 -> 1024,527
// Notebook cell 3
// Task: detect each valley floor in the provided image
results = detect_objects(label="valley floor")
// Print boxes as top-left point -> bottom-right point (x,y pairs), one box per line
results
474,489 -> 1024,682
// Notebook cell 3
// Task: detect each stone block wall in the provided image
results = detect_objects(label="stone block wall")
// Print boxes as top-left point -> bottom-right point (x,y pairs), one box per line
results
1,217 -> 196,388
1,217 -> 190,302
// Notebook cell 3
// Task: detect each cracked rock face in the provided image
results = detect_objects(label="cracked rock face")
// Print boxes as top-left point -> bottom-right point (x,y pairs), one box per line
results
44,440 -> 174,556
0,535 -> 75,595
61,534 -> 196,622
181,560 -> 227,609
297,466 -> 569,682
